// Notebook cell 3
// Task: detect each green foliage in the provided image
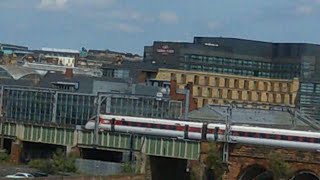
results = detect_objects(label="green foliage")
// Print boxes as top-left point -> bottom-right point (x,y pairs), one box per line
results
267,152 -> 293,179
190,169 -> 198,180
205,143 -> 225,180
122,162 -> 135,174
28,149 -> 77,174
0,151 -> 9,163
29,159 -> 55,174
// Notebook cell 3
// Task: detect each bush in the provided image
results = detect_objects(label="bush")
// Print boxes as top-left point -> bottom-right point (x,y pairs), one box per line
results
267,152 -> 293,179
122,162 -> 135,174
205,143 -> 225,180
29,159 -> 55,174
0,151 -> 9,163
28,149 -> 77,174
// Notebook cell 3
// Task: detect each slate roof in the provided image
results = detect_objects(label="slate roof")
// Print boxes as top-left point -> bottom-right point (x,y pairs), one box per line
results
188,104 -> 312,130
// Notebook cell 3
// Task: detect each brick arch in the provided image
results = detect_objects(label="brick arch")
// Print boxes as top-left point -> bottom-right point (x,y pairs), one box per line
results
291,170 -> 319,180
237,164 -> 268,180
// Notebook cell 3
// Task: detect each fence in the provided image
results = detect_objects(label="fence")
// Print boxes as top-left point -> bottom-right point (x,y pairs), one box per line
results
0,86 -> 183,127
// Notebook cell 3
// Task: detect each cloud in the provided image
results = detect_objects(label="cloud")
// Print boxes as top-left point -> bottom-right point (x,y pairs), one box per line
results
37,0 -> 115,11
296,5 -> 314,15
111,23 -> 144,33
109,10 -> 153,23
72,0 -> 115,7
37,0 -> 67,10
159,12 -> 179,24
207,21 -> 221,30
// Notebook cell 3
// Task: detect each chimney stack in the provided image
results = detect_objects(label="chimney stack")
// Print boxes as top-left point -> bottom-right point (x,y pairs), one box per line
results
65,68 -> 73,79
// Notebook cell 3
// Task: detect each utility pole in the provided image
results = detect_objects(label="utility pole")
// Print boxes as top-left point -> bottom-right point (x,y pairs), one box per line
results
184,89 -> 190,121
222,106 -> 232,164
0,118 -> 4,151
0,86 -> 4,151
93,94 -> 102,146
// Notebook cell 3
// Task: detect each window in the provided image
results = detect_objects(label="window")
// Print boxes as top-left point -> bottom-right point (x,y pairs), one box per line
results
227,90 -> 232,99
194,75 -> 199,85
218,89 -> 223,98
244,80 -> 249,90
238,91 -> 242,100
225,78 -> 230,88
234,79 -> 239,88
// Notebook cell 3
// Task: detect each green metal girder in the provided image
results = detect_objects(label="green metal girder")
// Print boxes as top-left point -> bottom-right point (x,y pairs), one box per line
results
145,136 -> 200,160
1,122 -> 200,160
80,131 -> 144,151
22,125 -> 74,145
2,123 -> 16,137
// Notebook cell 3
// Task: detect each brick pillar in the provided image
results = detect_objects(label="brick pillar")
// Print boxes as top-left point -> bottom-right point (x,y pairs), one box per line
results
144,155 -> 152,180
66,146 -> 81,157
10,140 -> 22,164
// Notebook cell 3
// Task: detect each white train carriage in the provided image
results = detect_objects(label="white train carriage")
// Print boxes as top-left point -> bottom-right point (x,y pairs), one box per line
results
98,115 -> 204,140
84,114 -> 320,151
206,123 -> 226,142
230,125 -> 320,151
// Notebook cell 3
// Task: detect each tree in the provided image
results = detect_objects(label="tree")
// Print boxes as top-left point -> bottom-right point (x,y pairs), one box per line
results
267,152 -> 293,180
205,143 -> 226,180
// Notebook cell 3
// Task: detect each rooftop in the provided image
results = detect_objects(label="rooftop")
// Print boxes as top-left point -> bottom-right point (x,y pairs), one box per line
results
188,104 -> 312,130
0,65 -> 43,80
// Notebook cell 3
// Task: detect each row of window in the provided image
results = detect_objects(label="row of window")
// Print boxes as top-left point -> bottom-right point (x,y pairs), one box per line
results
300,83 -> 320,93
103,69 -> 130,79
175,73 -> 293,92
197,90 -> 293,104
183,54 -> 300,71
179,63 -> 298,79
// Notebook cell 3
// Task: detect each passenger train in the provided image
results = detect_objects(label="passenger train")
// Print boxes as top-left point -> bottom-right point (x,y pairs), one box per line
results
85,114 -> 320,151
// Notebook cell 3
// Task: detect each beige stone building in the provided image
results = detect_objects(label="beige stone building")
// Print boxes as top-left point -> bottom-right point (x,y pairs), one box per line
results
155,68 -> 299,109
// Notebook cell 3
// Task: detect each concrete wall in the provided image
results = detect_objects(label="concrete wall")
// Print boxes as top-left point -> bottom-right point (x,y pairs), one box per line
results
75,159 -> 122,176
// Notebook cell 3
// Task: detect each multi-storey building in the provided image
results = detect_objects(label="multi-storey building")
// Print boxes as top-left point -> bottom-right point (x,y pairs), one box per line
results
156,68 -> 299,109
145,37 -> 320,120
33,48 -> 80,67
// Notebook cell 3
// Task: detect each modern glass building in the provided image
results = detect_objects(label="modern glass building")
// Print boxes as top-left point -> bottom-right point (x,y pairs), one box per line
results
143,37 -> 320,121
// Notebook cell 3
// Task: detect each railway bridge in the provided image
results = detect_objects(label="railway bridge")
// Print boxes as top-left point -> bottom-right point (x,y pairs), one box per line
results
1,121 -> 319,180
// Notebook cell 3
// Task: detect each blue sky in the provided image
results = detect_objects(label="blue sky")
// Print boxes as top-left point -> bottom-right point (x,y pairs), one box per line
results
1,0 -> 320,54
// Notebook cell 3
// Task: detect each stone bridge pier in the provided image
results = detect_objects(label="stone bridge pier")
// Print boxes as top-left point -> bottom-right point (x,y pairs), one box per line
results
194,143 -> 320,180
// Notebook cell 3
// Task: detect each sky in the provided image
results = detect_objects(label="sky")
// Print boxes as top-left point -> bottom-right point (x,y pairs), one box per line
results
1,0 -> 320,55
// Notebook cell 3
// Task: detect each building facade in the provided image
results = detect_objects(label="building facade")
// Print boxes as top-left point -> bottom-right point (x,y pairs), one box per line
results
145,37 -> 320,120
34,48 -> 80,67
156,68 -> 299,109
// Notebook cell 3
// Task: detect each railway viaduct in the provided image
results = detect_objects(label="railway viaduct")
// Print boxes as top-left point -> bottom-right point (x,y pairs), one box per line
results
184,142 -> 320,180
2,121 -> 319,180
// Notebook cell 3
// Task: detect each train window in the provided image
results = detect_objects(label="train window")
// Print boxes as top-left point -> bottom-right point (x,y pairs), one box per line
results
303,137 -> 309,142
160,125 -> 166,129
248,133 -> 254,137
151,124 -> 157,128
232,132 -> 239,136
269,134 -> 276,139
280,135 -> 287,140
292,136 -> 299,141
